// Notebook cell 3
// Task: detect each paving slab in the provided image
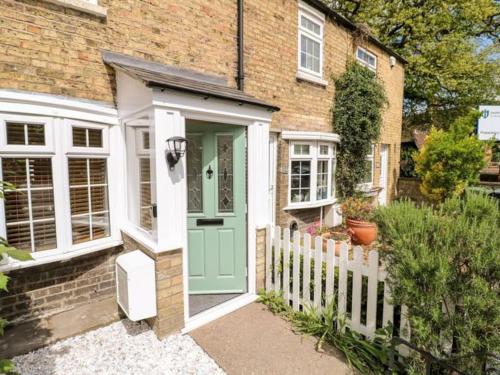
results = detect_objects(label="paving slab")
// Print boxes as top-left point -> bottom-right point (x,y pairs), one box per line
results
190,302 -> 353,375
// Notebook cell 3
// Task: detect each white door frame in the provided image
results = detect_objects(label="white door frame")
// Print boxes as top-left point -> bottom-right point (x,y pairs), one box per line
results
378,144 -> 389,205
268,133 -> 278,225
148,88 -> 272,332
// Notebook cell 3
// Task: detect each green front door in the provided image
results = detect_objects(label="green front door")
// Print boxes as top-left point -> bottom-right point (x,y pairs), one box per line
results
186,123 -> 247,294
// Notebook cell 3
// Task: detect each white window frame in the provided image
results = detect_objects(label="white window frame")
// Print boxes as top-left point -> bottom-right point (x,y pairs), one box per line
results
357,144 -> 375,191
0,113 -> 120,264
297,1 -> 326,85
356,47 -> 377,72
287,141 -> 336,209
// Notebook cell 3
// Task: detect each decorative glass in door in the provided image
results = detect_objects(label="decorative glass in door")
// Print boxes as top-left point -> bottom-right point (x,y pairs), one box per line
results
217,135 -> 234,213
187,134 -> 203,213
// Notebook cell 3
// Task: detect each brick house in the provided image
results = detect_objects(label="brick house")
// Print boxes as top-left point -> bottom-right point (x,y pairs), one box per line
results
0,0 -> 405,355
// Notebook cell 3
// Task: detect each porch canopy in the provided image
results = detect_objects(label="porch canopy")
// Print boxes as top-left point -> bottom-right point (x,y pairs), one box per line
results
102,50 -> 278,264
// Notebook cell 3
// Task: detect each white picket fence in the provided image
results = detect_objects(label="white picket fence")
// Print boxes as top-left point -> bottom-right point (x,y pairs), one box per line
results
265,225 -> 411,344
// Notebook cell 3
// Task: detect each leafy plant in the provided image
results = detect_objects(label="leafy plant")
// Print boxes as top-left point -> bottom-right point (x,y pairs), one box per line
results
414,110 -> 489,203
373,193 -> 500,374
340,196 -> 375,222
333,62 -> 387,198
400,145 -> 418,178
258,291 -> 404,373
0,181 -> 32,375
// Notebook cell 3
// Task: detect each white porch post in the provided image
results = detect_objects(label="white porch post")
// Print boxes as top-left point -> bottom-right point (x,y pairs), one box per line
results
247,121 -> 270,294
152,107 -> 187,251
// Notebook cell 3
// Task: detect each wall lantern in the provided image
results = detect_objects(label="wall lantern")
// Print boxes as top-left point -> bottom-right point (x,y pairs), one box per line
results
165,136 -> 188,170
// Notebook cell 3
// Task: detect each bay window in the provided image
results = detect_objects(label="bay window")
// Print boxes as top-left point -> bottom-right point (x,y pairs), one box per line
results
0,114 -> 116,259
288,141 -> 336,208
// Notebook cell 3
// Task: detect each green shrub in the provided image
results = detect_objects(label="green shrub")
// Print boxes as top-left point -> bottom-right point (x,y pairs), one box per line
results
373,193 -> 500,373
414,111 -> 488,203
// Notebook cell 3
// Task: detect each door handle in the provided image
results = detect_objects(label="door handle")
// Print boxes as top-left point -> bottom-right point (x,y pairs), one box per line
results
206,165 -> 214,179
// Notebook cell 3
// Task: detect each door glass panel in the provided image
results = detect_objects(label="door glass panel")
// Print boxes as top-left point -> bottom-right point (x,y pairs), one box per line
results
187,134 -> 203,213
217,135 -> 234,213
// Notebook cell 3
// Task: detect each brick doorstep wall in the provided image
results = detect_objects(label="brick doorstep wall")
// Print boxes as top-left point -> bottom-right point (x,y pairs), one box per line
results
0,246 -> 125,325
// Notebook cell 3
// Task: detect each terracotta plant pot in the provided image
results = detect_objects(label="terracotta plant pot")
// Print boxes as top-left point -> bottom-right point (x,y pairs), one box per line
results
321,232 -> 351,255
346,218 -> 377,246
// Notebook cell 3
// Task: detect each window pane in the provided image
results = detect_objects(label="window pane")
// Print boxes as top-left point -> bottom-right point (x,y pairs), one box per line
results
2,158 -> 27,188
92,213 -> 110,240
363,159 -> 374,184
217,135 -> 234,213
1,157 -> 56,252
319,145 -> 329,155
68,159 -> 88,185
72,127 -> 87,147
27,124 -> 45,145
33,220 -> 57,251
6,123 -> 25,145
290,160 -> 310,202
317,160 -> 328,200
301,15 -> 320,35
88,129 -> 103,148
29,158 -> 53,188
6,223 -> 32,251
142,132 -> 150,150
300,35 -> 320,73
294,144 -> 310,155
187,134 -> 203,213
139,158 -> 152,230
68,158 -> 110,244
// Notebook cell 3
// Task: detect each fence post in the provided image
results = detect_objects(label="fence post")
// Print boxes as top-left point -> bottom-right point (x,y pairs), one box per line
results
283,228 -> 291,302
351,246 -> 363,332
366,249 -> 379,338
382,281 -> 394,328
265,225 -> 273,291
273,226 -> 281,292
337,243 -> 348,331
313,235 -> 322,309
302,233 -> 311,306
292,230 -> 301,311
325,239 -> 335,307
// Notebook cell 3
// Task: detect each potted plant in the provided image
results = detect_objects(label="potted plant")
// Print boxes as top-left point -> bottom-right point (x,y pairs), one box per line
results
341,196 -> 377,245
329,231 -> 351,255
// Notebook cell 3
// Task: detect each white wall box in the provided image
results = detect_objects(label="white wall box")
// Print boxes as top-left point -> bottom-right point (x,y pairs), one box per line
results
116,250 -> 157,321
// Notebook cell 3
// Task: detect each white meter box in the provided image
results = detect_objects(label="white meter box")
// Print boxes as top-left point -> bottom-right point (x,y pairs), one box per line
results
116,250 -> 157,321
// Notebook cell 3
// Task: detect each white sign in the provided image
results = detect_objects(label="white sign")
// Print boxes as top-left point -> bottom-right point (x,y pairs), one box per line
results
478,105 -> 500,141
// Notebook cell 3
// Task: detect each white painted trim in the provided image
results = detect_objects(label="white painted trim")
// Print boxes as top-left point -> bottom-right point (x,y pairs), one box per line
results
0,114 -> 55,154
0,90 -> 118,125
0,240 -> 123,273
282,130 -> 340,143
296,71 -> 328,86
182,293 -> 257,333
283,198 -> 337,211
298,0 -> 326,22
356,47 -> 378,72
42,0 -> 107,18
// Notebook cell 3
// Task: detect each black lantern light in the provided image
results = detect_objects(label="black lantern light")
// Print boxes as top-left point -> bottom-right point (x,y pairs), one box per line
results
165,136 -> 188,170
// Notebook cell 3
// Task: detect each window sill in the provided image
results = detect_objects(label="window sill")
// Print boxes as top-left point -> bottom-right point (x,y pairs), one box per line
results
296,70 -> 328,87
42,0 -> 107,18
0,239 -> 123,273
284,199 -> 336,211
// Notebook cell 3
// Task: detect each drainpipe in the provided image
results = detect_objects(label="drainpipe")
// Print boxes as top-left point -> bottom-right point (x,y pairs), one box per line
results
237,0 -> 245,91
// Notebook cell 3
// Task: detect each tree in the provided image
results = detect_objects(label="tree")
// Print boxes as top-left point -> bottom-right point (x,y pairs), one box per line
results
333,62 -> 387,197
414,110 -> 488,202
323,0 -> 500,129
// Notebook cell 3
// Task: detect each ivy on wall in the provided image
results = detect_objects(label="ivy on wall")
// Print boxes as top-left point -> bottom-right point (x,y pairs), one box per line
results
332,61 -> 387,198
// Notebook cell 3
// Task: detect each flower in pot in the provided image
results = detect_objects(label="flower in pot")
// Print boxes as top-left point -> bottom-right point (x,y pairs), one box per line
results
341,196 -> 377,245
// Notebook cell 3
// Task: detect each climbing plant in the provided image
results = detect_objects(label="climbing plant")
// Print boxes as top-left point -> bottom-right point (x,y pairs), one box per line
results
332,62 -> 387,197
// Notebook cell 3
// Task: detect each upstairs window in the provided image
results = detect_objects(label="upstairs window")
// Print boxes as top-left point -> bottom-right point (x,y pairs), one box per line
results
298,1 -> 325,81
356,47 -> 377,72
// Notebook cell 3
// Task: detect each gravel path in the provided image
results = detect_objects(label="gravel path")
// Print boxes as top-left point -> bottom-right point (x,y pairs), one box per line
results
12,320 -> 226,375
